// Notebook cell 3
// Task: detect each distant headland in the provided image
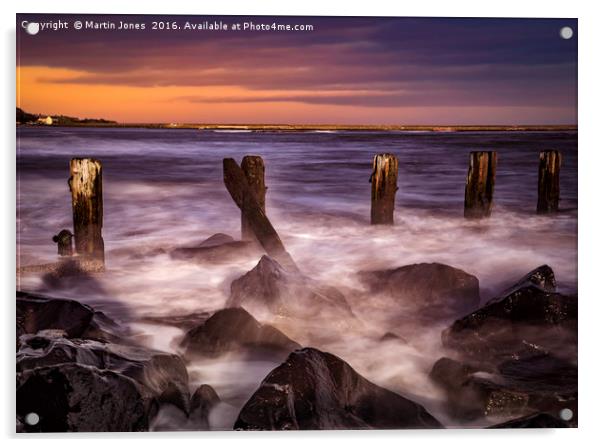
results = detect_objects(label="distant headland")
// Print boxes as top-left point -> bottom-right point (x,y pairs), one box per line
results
16,108 -> 576,132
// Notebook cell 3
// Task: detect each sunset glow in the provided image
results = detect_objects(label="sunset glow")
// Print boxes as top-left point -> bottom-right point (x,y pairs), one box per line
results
17,15 -> 578,124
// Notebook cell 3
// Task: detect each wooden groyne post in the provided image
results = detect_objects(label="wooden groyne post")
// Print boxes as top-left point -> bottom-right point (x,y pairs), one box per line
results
69,158 -> 105,266
241,155 -> 266,241
223,158 -> 298,272
464,151 -> 497,219
52,229 -> 73,256
537,150 -> 561,214
370,153 -> 398,225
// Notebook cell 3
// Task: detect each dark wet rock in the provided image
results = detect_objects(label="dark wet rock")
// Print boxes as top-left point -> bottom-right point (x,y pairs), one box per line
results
488,412 -> 570,428
358,262 -> 480,318
498,351 -> 577,393
17,363 -> 157,432
170,233 -> 261,264
157,381 -> 191,415
228,255 -> 353,319
497,265 -> 557,297
188,384 -> 221,429
429,357 -> 527,420
234,347 -> 442,430
191,384 -> 220,414
17,291 -> 94,341
430,349 -> 577,422
442,282 -> 577,360
17,332 -> 190,414
17,291 -> 125,346
429,357 -> 482,389
181,307 -> 300,360
80,309 -> 125,343
496,350 -> 577,419
152,384 -> 221,431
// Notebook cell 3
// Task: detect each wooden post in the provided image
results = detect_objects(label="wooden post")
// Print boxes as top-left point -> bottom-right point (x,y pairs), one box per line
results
537,150 -> 561,214
52,229 -> 73,256
370,153 -> 398,225
223,158 -> 298,272
241,155 -> 266,241
464,151 -> 497,219
69,158 -> 104,266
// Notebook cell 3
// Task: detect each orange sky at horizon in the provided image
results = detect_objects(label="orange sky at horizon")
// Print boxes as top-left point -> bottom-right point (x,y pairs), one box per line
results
17,66 -> 575,126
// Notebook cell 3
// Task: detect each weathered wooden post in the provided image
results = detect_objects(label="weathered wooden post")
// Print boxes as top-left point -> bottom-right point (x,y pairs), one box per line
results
537,150 -> 561,214
464,151 -> 497,218
52,229 -> 73,256
241,155 -> 266,241
69,158 -> 104,267
370,153 -> 398,225
223,158 -> 298,272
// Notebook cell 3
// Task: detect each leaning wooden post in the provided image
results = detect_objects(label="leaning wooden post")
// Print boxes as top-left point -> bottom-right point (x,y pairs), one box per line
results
241,155 -> 266,241
223,158 -> 298,272
537,150 -> 561,214
370,153 -> 398,225
464,151 -> 497,219
69,158 -> 104,267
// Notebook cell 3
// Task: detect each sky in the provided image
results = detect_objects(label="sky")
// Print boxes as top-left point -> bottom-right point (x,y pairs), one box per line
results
16,14 -> 578,125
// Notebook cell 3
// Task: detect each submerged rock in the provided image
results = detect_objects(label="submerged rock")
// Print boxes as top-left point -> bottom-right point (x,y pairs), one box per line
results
170,233 -> 261,263
17,331 -> 190,414
228,255 -> 353,319
358,262 -> 480,319
380,332 -> 408,343
17,363 -> 157,432
180,307 -> 301,360
234,347 -> 442,430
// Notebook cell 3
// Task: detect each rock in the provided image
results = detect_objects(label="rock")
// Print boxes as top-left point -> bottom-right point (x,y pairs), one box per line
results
17,332 -> 190,414
429,357 -> 481,389
358,262 -> 480,319
17,291 -> 94,341
429,357 -> 527,420
497,265 -> 557,297
496,350 -> 577,418
488,412 -> 570,428
380,332 -> 408,343
151,384 -> 221,431
80,309 -> 125,343
189,385 -> 221,428
191,384 -> 220,414
234,347 -> 442,430
442,283 -> 577,360
17,291 -> 126,346
197,233 -> 235,247
170,233 -> 261,264
17,363 -> 157,432
429,350 -> 577,422
228,255 -> 353,319
140,311 -> 211,331
181,307 -> 300,360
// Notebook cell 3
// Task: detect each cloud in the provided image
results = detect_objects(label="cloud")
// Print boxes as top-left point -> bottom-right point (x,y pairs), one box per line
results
16,14 -> 577,122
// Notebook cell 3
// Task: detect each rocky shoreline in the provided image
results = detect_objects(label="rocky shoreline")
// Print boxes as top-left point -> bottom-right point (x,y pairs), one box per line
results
16,234 -> 577,431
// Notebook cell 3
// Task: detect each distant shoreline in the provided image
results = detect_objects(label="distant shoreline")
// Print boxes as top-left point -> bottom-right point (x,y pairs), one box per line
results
17,123 -> 577,132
